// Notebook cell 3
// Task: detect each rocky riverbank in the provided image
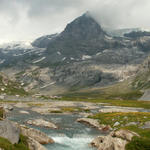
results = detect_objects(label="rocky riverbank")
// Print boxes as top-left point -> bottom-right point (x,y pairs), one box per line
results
1,100 -> 150,150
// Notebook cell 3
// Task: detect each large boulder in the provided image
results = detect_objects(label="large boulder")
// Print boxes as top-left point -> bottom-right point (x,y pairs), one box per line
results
77,118 -> 111,132
3,104 -> 13,111
91,129 -> 140,150
27,137 -> 47,150
77,118 -> 100,128
91,135 -> 127,150
112,129 -> 140,141
26,118 -> 58,129
0,119 -> 20,144
20,125 -> 54,144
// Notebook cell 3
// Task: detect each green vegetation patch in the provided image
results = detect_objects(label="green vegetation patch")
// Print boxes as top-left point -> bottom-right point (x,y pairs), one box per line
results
61,107 -> 90,113
0,134 -> 29,150
89,112 -> 150,128
126,136 -> 150,150
124,126 -> 150,150
90,112 -> 150,150
27,103 -> 44,107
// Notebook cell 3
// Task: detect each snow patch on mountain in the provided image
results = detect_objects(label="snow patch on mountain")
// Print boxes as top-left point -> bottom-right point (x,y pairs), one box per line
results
82,55 -> 92,60
33,57 -> 46,63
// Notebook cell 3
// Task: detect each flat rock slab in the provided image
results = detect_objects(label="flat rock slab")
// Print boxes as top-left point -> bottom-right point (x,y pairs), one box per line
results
26,118 -> 58,129
77,118 -> 100,128
20,125 -> 54,144
0,119 -> 20,144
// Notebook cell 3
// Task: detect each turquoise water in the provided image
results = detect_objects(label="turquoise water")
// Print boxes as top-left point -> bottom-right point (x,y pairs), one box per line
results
7,107 -> 100,150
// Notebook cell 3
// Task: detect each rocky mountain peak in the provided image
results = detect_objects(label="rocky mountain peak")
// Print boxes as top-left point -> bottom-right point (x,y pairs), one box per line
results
62,12 -> 106,40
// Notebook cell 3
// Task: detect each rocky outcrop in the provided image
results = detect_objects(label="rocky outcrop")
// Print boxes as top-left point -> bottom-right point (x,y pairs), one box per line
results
0,119 -> 20,144
91,135 -> 127,150
27,137 -> 47,150
112,129 -> 140,141
91,129 -> 139,150
20,125 -> 54,144
26,118 -> 58,129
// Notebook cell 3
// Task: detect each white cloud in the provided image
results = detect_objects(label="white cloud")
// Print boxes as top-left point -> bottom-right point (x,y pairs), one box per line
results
0,0 -> 150,42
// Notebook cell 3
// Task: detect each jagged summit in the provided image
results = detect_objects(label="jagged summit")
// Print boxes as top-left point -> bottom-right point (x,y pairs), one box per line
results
46,12 -> 108,57
62,12 -> 105,39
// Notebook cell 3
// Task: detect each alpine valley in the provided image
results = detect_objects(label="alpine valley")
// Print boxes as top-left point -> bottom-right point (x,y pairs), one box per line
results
0,12 -> 150,100
1,11 -> 150,150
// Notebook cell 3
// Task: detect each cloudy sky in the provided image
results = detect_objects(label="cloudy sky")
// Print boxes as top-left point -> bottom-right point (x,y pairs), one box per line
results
0,0 -> 150,42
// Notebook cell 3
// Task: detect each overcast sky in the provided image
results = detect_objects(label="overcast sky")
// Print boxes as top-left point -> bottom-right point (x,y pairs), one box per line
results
0,0 -> 150,42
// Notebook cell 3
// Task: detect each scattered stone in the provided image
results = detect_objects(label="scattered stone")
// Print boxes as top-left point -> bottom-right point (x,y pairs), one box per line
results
27,137 -> 47,150
0,95 -> 5,99
113,122 -> 120,127
26,118 -> 58,129
141,121 -> 150,129
0,119 -> 20,144
101,125 -> 112,133
113,129 -> 140,141
91,135 -> 127,150
124,116 -> 128,120
20,125 -> 54,144
126,122 -> 138,126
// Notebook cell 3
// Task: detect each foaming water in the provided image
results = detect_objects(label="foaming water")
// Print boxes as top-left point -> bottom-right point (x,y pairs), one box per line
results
7,107 -> 99,150
46,134 -> 96,150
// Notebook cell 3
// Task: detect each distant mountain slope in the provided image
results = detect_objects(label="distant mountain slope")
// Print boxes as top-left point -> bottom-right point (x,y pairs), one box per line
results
0,72 -> 27,96
124,31 -> 150,38
132,56 -> 150,90
46,13 -> 123,60
131,56 -> 150,100
0,12 -> 150,94
32,34 -> 58,48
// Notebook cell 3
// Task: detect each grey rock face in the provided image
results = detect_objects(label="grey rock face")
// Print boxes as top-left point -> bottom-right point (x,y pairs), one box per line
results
0,119 -> 20,144
32,34 -> 58,48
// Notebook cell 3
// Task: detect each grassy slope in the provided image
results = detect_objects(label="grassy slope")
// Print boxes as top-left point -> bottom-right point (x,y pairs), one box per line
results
61,79 -> 143,100
0,73 -> 28,96
90,112 -> 150,150
53,79 -> 150,109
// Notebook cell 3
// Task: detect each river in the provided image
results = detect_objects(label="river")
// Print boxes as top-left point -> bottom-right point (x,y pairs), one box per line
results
7,106 -> 100,150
